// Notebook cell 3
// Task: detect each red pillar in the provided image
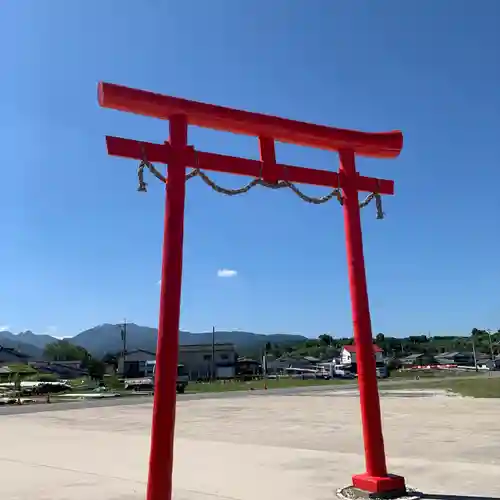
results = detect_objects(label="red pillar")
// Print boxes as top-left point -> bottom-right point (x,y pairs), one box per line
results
146,115 -> 188,500
339,150 -> 405,494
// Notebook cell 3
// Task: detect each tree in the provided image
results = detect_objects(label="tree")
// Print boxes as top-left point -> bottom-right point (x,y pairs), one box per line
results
319,334 -> 334,346
408,335 -> 428,344
304,340 -> 319,349
375,333 -> 385,344
87,359 -> 106,382
43,340 -> 91,365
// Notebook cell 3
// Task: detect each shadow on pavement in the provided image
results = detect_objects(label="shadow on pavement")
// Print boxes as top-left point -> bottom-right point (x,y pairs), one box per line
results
422,495 -> 500,500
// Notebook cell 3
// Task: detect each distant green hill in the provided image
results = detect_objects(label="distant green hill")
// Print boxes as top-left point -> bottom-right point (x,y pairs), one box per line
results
0,325 -> 307,358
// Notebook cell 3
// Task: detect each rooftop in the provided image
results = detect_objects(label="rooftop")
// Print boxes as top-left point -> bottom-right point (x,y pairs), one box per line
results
0,346 -> 31,360
401,353 -> 424,361
343,344 -> 383,353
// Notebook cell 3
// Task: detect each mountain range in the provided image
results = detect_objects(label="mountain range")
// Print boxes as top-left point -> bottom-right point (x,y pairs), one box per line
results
0,324 -> 307,359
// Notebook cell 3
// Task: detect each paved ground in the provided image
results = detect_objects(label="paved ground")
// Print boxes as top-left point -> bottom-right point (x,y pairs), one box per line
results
2,389 -> 500,500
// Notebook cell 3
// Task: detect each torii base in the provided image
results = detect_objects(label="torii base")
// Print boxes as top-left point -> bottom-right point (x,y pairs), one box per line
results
352,473 -> 407,496
338,484 -> 419,500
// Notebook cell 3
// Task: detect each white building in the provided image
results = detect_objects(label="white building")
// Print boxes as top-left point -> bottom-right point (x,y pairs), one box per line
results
341,345 -> 384,365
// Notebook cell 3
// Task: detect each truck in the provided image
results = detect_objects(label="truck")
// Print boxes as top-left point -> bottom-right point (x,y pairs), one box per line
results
146,361 -> 189,394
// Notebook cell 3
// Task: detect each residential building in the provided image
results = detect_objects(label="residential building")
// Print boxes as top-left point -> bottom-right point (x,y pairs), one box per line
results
341,345 -> 384,365
29,360 -> 88,379
236,357 -> 261,378
400,354 -> 439,367
400,354 -> 425,367
117,343 -> 238,380
482,355 -> 500,370
266,356 -> 315,375
436,351 -> 479,367
179,343 -> 237,380
117,349 -> 156,378
0,346 -> 31,366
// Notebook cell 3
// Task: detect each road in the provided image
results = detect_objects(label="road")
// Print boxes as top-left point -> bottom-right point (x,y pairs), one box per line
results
0,373 -> 492,415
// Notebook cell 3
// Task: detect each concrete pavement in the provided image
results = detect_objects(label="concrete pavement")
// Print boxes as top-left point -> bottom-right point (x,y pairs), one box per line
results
1,389 -> 500,500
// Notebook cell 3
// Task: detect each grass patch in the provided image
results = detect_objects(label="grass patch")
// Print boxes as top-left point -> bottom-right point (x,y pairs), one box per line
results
187,377 -> 351,393
67,378 -> 95,391
6,364 -> 38,374
392,375 -> 500,398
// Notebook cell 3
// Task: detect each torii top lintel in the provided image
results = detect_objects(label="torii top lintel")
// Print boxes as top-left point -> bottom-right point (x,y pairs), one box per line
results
98,82 -> 403,159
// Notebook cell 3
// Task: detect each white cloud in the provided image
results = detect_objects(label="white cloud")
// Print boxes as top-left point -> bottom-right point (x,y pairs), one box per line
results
0,325 -> 10,332
217,268 -> 238,278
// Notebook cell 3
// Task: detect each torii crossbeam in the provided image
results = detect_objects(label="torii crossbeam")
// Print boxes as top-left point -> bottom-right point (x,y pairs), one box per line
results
98,82 -> 406,500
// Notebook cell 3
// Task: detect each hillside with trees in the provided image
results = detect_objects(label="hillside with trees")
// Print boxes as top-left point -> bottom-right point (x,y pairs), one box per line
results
252,329 -> 500,361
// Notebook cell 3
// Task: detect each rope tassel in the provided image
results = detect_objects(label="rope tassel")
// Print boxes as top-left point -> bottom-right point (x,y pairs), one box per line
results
374,193 -> 385,220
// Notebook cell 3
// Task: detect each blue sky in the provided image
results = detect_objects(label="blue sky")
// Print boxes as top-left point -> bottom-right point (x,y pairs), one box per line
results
1,1 -> 499,338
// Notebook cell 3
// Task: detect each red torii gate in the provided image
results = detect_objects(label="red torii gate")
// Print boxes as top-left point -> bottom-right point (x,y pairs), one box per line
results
98,82 -> 406,500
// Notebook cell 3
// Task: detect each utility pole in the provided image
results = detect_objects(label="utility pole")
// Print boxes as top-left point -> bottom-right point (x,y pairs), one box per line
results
211,326 -> 216,382
120,319 -> 128,377
486,329 -> 495,361
263,345 -> 268,390
471,333 -> 478,372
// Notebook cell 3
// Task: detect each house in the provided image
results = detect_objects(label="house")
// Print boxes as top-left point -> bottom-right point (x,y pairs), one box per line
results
400,353 -> 425,367
266,356 -> 316,375
482,355 -> 500,370
0,346 -> 32,367
117,343 -> 238,380
179,343 -> 237,380
117,349 -> 156,378
29,360 -> 88,379
341,345 -> 384,365
436,351 -> 476,367
236,357 -> 261,378
399,353 -> 440,367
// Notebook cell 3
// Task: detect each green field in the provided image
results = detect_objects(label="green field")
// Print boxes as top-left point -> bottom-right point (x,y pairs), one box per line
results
186,377 -> 351,393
